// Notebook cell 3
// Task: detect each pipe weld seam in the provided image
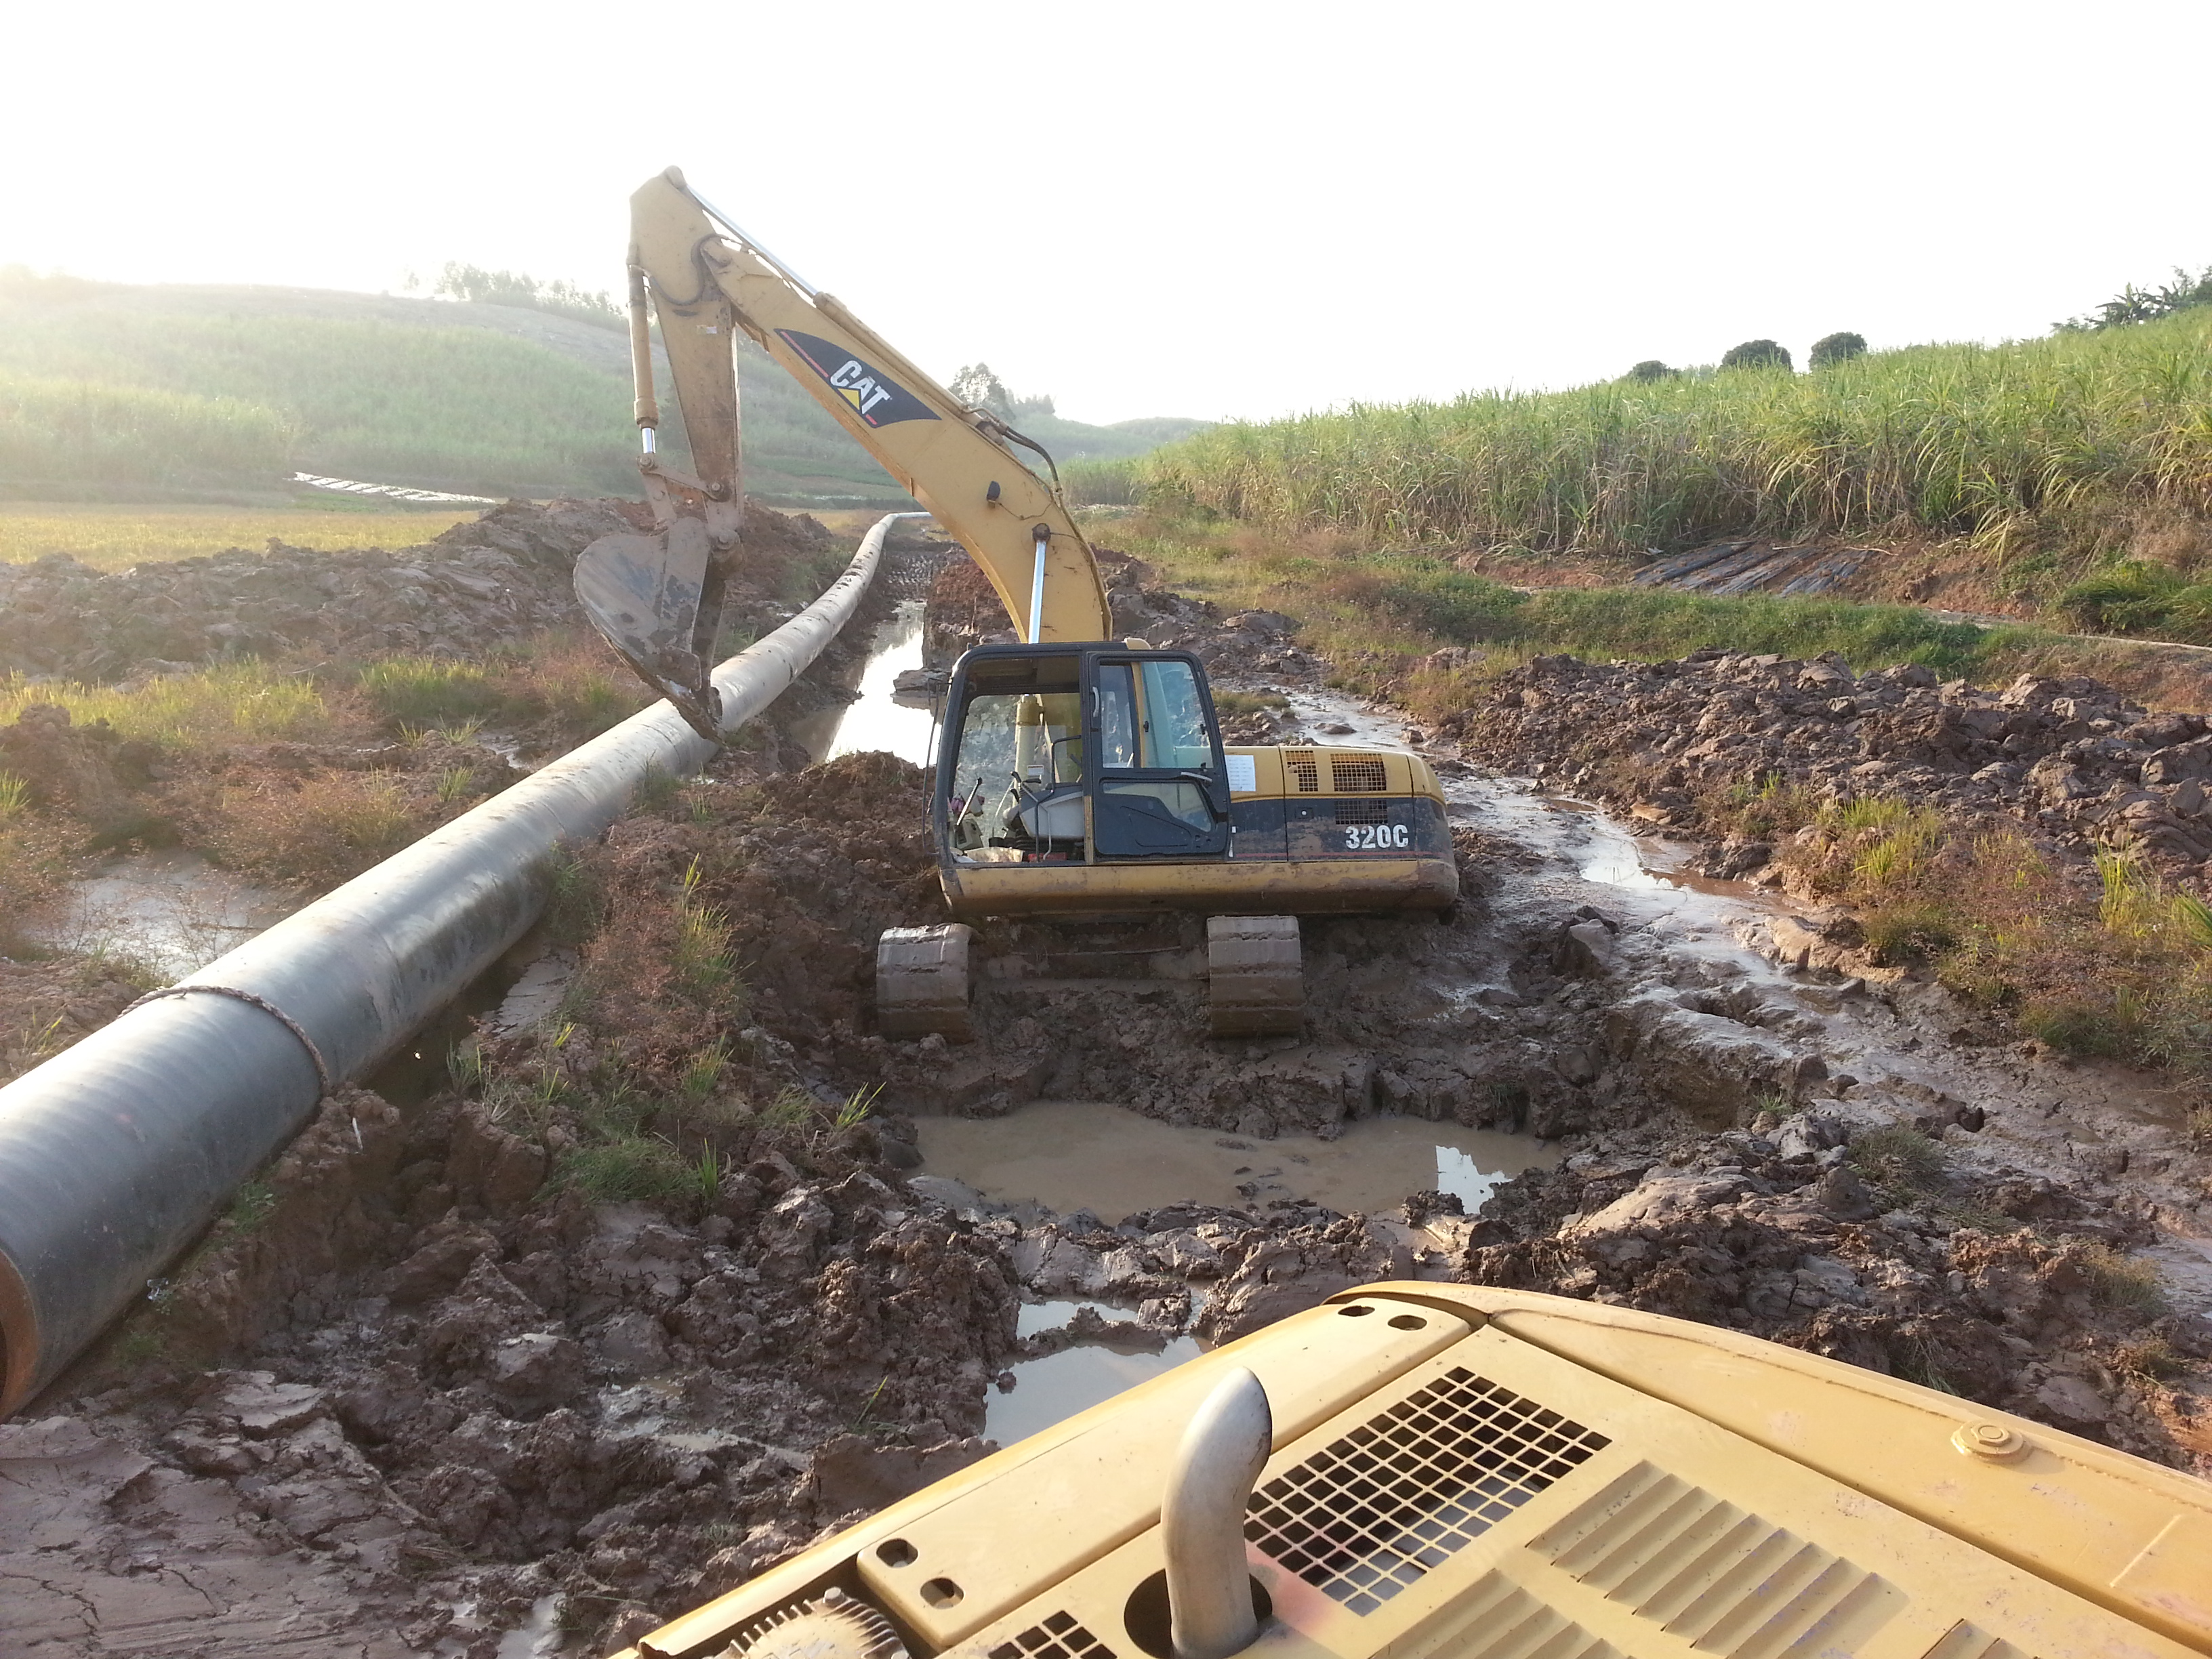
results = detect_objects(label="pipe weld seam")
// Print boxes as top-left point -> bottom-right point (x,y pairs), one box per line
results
123,985 -> 334,1098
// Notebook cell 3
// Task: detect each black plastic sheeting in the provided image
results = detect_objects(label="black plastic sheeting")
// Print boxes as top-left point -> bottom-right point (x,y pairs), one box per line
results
1634,540 -> 1872,598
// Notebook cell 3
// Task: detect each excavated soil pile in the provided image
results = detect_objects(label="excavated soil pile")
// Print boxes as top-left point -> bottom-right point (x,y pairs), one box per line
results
0,499 -> 844,682
1450,649 -> 2212,886
923,549 -> 1326,692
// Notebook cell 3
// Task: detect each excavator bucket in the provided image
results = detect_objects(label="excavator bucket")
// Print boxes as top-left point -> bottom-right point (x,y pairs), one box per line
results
573,512 -> 727,741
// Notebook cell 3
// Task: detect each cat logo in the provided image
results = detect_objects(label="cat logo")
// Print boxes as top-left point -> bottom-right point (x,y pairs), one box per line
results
777,330 -> 940,428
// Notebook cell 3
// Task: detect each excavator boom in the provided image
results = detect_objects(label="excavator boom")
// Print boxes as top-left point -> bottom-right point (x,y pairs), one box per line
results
578,168 -> 1110,734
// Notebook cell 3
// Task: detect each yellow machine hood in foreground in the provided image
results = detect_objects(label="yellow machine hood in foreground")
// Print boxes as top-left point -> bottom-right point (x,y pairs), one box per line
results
619,1284 -> 2211,1659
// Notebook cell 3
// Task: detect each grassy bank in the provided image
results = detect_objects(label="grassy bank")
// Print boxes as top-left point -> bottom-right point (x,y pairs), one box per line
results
1122,310 -> 2212,613
1706,789 -> 2212,1085
1102,512 -> 2212,711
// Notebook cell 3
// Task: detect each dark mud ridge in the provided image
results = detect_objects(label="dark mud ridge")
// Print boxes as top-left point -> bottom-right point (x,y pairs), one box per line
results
4,529 -> 2209,1656
1450,647 -> 2212,883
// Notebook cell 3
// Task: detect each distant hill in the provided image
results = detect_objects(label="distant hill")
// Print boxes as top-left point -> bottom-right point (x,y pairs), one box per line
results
0,272 -> 1206,509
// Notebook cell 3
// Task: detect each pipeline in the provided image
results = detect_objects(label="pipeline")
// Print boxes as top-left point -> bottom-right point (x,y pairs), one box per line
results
0,511 -> 918,1415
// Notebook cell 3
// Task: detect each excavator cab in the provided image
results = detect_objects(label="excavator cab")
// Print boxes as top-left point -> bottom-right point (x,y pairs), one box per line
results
941,644 -> 1231,867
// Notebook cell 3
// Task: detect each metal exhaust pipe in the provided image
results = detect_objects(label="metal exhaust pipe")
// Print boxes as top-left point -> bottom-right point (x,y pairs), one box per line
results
1162,1367 -> 1272,1659
0,512 -> 922,1416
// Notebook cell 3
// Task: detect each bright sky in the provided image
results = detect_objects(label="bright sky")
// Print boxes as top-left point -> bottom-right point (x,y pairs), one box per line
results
4,0 -> 2207,426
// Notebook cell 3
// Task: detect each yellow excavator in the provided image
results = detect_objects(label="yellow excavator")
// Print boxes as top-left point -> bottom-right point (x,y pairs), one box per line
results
616,1284 -> 2212,1659
574,167 -> 1456,1043
580,174 -> 2212,1659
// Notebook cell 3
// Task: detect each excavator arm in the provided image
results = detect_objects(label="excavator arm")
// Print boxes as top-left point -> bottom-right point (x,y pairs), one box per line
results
577,167 -> 1112,737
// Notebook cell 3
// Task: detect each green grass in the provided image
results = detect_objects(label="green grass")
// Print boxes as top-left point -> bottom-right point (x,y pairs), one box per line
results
0,660 -> 326,745
2057,558 -> 2212,638
358,656 -> 499,726
553,1136 -> 693,1203
1135,310 -> 2212,569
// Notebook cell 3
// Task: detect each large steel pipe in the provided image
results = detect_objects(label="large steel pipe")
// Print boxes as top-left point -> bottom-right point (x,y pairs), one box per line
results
0,512 -> 914,1414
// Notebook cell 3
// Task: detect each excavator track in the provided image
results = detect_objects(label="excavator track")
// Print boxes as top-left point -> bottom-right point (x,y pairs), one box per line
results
1204,915 -> 1303,1037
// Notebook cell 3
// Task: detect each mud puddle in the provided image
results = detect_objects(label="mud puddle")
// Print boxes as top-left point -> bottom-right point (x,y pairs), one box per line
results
987,1327 -> 1206,1447
30,848 -> 299,980
787,599 -> 934,767
916,1098 -> 1555,1220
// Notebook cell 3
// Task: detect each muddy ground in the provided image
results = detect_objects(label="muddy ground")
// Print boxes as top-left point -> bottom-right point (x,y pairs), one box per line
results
3,508 -> 2211,1656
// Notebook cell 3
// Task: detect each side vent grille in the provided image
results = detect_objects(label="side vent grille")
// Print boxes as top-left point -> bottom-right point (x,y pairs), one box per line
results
1287,752 -> 1321,793
1245,1367 -> 1609,1616
1529,1462 -> 1907,1657
1334,798 -> 1391,825
989,1611 -> 1115,1659
1920,1626 -> 2032,1659
1329,754 -> 1390,792
1395,1571 -> 1619,1659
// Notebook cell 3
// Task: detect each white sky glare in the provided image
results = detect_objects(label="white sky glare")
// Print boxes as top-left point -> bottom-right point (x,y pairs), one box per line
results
3,0 -> 2207,426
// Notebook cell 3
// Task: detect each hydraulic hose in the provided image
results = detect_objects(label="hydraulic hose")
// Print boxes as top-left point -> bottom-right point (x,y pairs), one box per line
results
0,512 -> 918,1414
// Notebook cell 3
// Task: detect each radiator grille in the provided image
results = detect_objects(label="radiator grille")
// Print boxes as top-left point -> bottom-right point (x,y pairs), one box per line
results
1334,798 -> 1392,825
989,1611 -> 1114,1659
1529,1462 -> 1906,1656
1286,752 -> 1321,793
1919,1626 -> 2030,1659
1395,1571 -> 1619,1659
1329,754 -> 1390,792
1246,1368 -> 1608,1616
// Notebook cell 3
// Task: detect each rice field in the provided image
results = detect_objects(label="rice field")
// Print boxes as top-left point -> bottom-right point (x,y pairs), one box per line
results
0,503 -> 480,571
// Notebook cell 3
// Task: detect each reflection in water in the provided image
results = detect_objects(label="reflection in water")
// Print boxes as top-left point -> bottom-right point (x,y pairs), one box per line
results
918,1099 -> 1555,1223
790,600 -> 935,766
34,849 -> 298,980
987,1337 -> 1204,1447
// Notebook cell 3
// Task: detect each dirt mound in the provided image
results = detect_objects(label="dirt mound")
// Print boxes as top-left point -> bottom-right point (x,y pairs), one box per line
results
0,497 -> 845,684
1452,649 -> 2212,884
0,499 -> 621,680
0,954 -> 146,1086
922,548 -> 1325,689
0,703 -> 161,842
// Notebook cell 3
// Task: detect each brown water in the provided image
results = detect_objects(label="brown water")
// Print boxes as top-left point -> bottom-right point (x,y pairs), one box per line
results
786,599 -> 935,766
987,1327 -> 1206,1446
916,1099 -> 1556,1222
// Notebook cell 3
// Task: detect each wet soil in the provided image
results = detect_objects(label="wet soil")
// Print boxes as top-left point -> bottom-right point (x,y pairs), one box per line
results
6,510 -> 2212,1657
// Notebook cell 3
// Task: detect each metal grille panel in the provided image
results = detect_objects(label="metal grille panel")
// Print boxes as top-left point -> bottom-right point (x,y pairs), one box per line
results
989,1610 -> 1115,1659
1334,798 -> 1392,825
1287,752 -> 1322,792
1529,1462 -> 1906,1656
1246,1368 -> 1609,1616
1397,1571 -> 1620,1659
1919,1626 -> 2031,1659
1329,755 -> 1390,792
